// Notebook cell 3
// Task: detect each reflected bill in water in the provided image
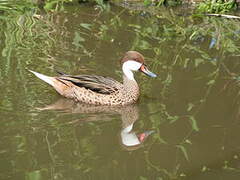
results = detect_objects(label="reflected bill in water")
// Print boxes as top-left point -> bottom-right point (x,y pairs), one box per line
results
39,98 -> 154,150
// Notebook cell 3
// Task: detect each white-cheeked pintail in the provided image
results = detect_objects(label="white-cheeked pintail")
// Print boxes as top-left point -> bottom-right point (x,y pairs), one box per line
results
29,51 -> 157,106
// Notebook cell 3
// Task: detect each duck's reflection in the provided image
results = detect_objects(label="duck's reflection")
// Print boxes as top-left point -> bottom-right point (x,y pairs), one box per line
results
39,98 -> 154,150
120,105 -> 154,149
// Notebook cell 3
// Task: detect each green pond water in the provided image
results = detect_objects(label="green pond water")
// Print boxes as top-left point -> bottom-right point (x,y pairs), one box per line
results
1,2 -> 240,180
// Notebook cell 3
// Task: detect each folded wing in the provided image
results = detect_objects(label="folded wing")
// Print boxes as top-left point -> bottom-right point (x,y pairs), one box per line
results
58,74 -> 122,95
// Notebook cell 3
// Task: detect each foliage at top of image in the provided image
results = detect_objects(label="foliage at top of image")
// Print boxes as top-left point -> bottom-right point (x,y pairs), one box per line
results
43,0 -> 72,11
197,0 -> 237,13
0,0 -> 239,13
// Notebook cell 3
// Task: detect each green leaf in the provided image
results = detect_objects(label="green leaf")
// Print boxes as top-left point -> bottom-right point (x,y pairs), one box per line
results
44,0 -> 59,11
185,139 -> 192,144
139,176 -> 147,180
207,79 -> 215,86
72,32 -> 85,48
128,24 -> 141,29
201,166 -> 207,172
144,0 -> 152,6
26,170 -> 41,180
183,58 -> 190,68
187,103 -> 194,112
195,58 -> 204,67
177,145 -> 189,161
80,23 -> 92,30
189,116 -> 199,131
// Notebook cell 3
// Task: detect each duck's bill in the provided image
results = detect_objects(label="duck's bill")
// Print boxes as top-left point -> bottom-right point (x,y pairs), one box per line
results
138,130 -> 155,142
139,65 -> 157,78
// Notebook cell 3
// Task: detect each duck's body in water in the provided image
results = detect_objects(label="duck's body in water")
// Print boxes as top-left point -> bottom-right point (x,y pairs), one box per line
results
29,51 -> 157,106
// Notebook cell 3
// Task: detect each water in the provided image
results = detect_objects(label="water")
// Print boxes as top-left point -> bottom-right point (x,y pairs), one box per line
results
1,2 -> 240,179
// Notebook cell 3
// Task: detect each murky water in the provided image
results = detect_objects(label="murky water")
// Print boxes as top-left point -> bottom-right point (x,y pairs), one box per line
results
1,2 -> 240,179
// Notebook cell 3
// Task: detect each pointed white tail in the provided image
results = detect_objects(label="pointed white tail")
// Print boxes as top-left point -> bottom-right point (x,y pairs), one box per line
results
28,70 -> 55,87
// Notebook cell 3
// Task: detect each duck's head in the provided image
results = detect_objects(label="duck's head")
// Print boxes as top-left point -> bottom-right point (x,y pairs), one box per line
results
121,51 -> 157,80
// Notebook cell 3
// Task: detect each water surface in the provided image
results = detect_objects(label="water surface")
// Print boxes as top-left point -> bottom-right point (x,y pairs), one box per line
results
1,3 -> 240,180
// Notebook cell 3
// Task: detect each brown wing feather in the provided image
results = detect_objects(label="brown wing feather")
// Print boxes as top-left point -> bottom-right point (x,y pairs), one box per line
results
57,74 -> 122,95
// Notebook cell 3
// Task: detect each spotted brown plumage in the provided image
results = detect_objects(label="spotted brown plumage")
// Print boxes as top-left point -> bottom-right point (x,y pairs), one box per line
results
29,51 -> 157,106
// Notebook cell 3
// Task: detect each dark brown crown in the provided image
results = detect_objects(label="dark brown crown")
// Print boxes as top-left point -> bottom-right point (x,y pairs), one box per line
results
120,51 -> 145,65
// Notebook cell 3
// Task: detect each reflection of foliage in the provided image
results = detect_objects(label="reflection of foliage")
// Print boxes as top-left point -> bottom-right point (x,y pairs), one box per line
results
1,2 -> 240,179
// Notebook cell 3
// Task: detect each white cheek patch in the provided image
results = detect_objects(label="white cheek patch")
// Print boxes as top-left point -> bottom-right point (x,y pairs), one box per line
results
123,61 -> 142,71
122,61 -> 142,80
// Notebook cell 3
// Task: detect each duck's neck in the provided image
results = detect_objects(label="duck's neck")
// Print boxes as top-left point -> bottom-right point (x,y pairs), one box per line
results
122,66 -> 135,81
123,75 -> 139,93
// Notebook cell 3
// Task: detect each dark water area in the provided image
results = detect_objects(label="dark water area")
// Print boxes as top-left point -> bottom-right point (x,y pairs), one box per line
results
1,2 -> 240,180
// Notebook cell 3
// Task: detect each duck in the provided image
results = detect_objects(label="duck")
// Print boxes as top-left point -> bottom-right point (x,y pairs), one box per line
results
29,51 -> 157,106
